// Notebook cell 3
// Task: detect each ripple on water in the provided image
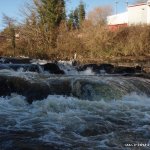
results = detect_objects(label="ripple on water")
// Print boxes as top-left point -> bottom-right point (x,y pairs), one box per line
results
0,93 -> 150,149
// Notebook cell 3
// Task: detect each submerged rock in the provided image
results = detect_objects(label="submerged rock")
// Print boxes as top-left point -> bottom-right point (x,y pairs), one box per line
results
42,63 -> 65,74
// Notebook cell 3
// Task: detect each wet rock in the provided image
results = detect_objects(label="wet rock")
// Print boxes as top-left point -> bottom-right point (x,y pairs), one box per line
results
0,62 -> 64,74
42,63 -> 64,74
0,74 -> 150,103
77,63 -> 114,74
99,64 -> 114,73
72,60 -> 78,66
77,63 -> 143,74
0,76 -> 50,103
113,66 -> 142,74
0,75 -> 72,103
48,79 -> 72,95
0,57 -> 31,64
133,73 -> 150,79
72,79 -> 126,101
0,64 -> 42,73
77,64 -> 101,72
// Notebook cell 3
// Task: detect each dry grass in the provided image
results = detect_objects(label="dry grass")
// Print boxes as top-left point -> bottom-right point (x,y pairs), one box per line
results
0,23 -> 150,62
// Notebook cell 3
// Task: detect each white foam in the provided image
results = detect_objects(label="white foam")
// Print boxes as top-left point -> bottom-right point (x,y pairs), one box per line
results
0,92 -> 150,148
58,61 -> 96,75
19,56 -> 29,58
58,61 -> 78,75
79,67 -> 95,75
0,58 -> 6,63
31,59 -> 49,65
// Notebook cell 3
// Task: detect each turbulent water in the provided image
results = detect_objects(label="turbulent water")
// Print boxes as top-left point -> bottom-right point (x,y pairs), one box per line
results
1,93 -> 150,150
0,61 -> 150,150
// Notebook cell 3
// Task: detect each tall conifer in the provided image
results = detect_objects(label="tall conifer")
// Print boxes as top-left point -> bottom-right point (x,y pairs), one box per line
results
34,0 -> 66,47
78,1 -> 85,26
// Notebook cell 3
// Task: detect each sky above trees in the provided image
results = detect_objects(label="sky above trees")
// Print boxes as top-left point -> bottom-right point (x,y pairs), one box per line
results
0,0 -> 138,30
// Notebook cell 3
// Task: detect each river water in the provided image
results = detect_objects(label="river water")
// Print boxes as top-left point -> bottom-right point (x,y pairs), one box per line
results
0,61 -> 150,150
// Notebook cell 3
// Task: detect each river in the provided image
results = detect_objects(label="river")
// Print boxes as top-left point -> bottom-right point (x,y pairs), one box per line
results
0,59 -> 150,150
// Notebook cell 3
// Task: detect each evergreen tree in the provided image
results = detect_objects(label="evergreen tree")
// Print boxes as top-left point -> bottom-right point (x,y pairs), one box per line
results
78,1 -> 85,26
68,11 -> 75,30
74,8 -> 79,29
71,1 -> 85,29
34,0 -> 65,27
34,0 -> 66,47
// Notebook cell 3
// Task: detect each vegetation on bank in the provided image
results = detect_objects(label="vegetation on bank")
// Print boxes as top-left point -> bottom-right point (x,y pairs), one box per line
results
0,0 -> 150,63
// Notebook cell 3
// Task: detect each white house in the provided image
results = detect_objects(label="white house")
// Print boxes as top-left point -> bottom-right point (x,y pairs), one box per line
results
107,0 -> 150,30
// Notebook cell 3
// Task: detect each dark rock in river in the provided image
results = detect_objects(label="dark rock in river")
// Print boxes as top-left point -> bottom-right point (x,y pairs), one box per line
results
0,74 -> 150,103
77,63 -> 143,74
78,64 -> 100,72
42,63 -> 65,74
77,64 -> 114,74
0,76 -> 71,103
134,73 -> 150,79
113,66 -> 142,74
48,79 -> 72,95
0,76 -> 50,103
0,57 -> 31,64
99,64 -> 114,73
72,79 -> 127,101
0,64 -> 42,73
0,63 -> 64,74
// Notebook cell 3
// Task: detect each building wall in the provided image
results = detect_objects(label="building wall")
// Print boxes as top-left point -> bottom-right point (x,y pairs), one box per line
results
107,1 -> 150,28
128,4 -> 147,25
107,12 -> 128,25
147,2 -> 150,24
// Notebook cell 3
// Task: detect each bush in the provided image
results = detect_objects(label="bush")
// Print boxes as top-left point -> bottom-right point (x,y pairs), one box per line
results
0,23 -> 150,62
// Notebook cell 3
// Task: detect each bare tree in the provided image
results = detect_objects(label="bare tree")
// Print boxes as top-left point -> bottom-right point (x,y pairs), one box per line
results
87,5 -> 112,26
2,14 -> 16,28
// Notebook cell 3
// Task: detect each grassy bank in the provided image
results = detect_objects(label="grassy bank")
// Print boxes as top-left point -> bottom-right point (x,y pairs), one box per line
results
0,25 -> 150,63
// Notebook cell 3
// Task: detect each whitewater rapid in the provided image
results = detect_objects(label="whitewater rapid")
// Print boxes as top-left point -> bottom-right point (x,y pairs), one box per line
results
0,59 -> 150,149
0,93 -> 150,149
